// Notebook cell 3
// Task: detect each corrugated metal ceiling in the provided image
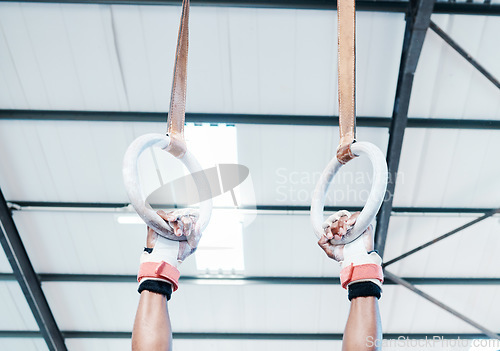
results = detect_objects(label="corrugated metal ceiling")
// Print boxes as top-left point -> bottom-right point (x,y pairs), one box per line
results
0,1 -> 499,350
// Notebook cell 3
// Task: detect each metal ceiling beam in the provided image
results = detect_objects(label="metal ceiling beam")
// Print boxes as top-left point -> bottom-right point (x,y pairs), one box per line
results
385,271 -> 500,340
374,0 -> 435,258
8,201 -> 498,215
384,208 -> 500,267
3,0 -> 500,15
1,273 -> 500,285
0,330 -> 498,340
1,110 -> 500,129
429,21 -> 500,91
0,189 -> 67,351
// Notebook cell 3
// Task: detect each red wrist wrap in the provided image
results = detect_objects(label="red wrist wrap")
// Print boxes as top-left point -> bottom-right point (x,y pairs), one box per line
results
138,261 -> 180,291
340,263 -> 384,289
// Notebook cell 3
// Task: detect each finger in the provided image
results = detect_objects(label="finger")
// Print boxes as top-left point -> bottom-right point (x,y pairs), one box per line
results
347,212 -> 360,225
162,210 -> 177,222
318,235 -> 329,246
169,221 -> 182,236
331,220 -> 340,234
176,219 -> 185,236
177,241 -> 194,262
333,245 -> 344,261
324,227 -> 333,240
181,216 -> 192,236
333,216 -> 347,235
318,238 -> 335,259
337,224 -> 347,236
339,216 -> 348,230
186,228 -> 201,249
334,234 -> 342,241
157,210 -> 168,220
157,210 -> 177,232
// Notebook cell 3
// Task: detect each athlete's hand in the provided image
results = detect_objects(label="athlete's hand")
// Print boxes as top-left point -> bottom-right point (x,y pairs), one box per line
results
318,211 -> 374,262
147,209 -> 200,262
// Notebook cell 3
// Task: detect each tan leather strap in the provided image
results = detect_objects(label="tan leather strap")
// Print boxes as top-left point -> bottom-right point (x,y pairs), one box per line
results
336,0 -> 357,164
166,0 -> 189,158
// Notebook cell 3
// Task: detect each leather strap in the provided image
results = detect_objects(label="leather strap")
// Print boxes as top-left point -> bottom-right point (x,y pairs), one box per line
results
340,263 -> 384,289
138,261 -> 181,291
336,0 -> 357,164
166,0 -> 190,158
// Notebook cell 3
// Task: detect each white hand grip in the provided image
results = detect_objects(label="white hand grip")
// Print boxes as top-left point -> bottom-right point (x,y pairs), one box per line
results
123,133 -> 212,240
310,142 -> 388,245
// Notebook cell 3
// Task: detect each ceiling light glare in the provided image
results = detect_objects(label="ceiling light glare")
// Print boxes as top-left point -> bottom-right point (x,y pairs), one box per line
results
116,215 -> 144,224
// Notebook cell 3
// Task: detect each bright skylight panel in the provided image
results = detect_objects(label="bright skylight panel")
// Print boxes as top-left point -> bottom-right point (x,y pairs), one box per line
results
194,210 -> 245,273
121,124 -> 246,272
184,123 -> 241,209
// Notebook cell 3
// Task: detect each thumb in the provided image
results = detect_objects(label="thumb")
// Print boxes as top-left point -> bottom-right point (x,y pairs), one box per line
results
177,241 -> 195,262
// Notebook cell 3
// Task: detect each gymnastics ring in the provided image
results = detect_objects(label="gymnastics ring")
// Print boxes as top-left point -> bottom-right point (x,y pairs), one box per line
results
310,141 -> 388,245
123,133 -> 212,240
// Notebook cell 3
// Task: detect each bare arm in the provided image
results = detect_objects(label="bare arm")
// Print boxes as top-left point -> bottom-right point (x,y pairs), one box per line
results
343,296 -> 382,351
132,209 -> 200,351
318,211 -> 383,351
132,291 -> 172,351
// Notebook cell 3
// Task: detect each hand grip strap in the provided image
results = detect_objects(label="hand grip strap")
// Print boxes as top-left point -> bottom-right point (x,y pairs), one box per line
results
167,0 -> 190,158
337,0 -> 357,164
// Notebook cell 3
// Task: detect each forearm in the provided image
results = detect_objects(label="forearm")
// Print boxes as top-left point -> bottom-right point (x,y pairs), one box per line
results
342,296 -> 382,351
132,291 -> 172,351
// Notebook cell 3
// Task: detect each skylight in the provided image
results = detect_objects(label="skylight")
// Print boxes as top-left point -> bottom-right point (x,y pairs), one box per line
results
120,123 -> 247,273
184,124 -> 245,273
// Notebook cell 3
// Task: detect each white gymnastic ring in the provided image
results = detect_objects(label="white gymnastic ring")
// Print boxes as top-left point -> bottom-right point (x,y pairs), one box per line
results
122,133 -> 212,240
310,142 -> 388,245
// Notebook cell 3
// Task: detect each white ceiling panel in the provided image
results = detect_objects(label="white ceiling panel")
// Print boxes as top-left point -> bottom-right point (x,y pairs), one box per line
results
41,282 -> 350,333
12,201 -> 497,279
394,128 -> 500,208
1,1 -> 499,349
0,247 -> 12,273
11,210 -> 337,277
409,14 -> 500,119
356,12 -> 405,117
0,119 -> 159,202
0,282 -> 39,331
385,215 -> 500,277
0,3 -> 404,116
13,211 -> 147,275
0,3 -> 128,111
65,339 -> 131,351
41,282 -> 495,335
109,5 -> 177,112
0,338 -> 48,351
413,284 -> 500,334
238,124 -> 389,207
13,337 -> 496,351
382,284 -> 496,334
42,282 -> 139,332
64,339 -> 343,351
172,340 -> 344,351
0,120 -> 389,206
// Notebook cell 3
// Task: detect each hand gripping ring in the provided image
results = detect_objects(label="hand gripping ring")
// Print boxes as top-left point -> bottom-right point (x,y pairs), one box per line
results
123,133 -> 212,240
310,142 -> 388,245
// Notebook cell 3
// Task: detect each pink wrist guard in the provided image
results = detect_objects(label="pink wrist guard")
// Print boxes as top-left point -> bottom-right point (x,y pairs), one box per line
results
138,261 -> 180,291
340,263 -> 384,289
